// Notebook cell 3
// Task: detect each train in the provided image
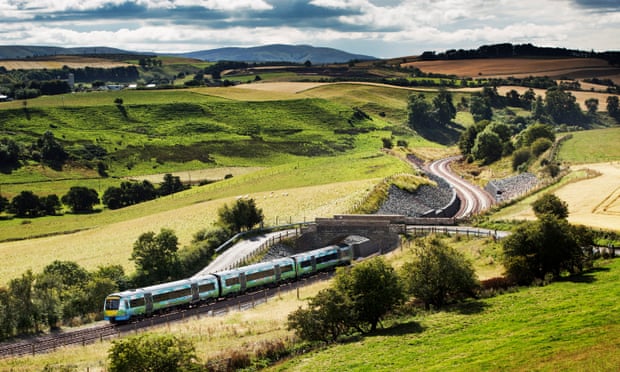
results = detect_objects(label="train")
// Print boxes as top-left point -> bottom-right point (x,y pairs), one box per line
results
103,243 -> 354,323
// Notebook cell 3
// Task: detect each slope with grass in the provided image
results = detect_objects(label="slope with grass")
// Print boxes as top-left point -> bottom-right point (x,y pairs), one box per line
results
272,259 -> 620,372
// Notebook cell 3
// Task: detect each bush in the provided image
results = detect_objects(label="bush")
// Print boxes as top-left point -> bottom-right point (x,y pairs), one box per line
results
108,334 -> 198,372
512,147 -> 531,170
400,235 -> 478,309
531,137 -> 553,157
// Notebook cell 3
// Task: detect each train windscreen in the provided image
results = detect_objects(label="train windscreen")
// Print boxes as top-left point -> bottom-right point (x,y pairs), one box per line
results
105,297 -> 120,310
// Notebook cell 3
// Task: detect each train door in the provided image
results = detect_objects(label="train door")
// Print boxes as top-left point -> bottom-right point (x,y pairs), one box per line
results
275,265 -> 282,282
191,283 -> 199,304
144,293 -> 153,316
239,273 -> 247,292
311,256 -> 317,272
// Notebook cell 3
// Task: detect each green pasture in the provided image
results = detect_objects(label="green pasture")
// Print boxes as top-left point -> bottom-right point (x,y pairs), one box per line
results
274,258 -> 620,371
557,127 -> 620,163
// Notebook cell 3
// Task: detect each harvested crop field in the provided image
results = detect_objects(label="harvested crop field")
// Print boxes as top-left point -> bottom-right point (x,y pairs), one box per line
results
403,57 -> 620,82
0,56 -> 129,70
498,162 -> 620,231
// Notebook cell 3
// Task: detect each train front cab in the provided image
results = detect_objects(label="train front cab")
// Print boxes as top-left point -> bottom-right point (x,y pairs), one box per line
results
104,295 -> 131,323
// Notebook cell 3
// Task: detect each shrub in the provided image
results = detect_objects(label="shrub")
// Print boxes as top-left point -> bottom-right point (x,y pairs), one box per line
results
531,137 -> 553,157
512,147 -> 531,170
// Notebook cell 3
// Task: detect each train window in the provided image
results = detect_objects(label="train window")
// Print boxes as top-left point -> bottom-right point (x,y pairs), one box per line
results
153,288 -> 192,303
280,264 -> 293,273
316,252 -> 338,264
105,298 -> 120,310
130,297 -> 145,308
200,282 -> 215,292
300,259 -> 313,268
247,268 -> 274,282
226,276 -> 239,286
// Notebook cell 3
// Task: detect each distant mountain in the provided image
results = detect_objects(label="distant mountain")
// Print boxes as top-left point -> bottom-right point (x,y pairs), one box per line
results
0,45 -> 151,59
180,44 -> 377,64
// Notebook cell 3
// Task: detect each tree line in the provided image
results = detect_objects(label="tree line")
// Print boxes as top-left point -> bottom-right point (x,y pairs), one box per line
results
419,43 -> 620,66
0,174 -> 187,218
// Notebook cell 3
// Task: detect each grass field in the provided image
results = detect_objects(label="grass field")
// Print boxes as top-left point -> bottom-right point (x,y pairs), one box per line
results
557,127 -> 620,163
271,258 -> 620,372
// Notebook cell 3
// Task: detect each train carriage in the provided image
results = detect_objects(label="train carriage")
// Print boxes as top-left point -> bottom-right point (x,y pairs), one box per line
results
292,244 -> 353,276
215,257 -> 296,297
104,275 -> 219,323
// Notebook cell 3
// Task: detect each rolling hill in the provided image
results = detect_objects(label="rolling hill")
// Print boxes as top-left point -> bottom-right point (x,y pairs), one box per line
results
178,44 -> 376,64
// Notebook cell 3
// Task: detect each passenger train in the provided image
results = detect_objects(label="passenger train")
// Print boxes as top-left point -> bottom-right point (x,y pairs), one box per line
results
103,243 -> 353,323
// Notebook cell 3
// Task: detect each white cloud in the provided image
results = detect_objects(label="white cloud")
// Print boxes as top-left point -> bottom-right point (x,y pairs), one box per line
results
0,0 -> 617,56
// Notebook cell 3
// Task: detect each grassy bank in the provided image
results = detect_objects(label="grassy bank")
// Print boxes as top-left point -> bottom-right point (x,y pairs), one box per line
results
272,258 -> 620,371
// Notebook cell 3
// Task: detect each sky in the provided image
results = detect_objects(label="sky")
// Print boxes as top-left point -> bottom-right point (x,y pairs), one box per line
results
0,0 -> 619,58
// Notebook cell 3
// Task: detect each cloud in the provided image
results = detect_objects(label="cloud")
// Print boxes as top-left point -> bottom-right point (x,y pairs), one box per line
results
0,0 -> 617,56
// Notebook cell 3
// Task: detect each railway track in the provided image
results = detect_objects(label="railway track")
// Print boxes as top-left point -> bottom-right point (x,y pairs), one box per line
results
0,272 -> 331,359
426,156 -> 495,218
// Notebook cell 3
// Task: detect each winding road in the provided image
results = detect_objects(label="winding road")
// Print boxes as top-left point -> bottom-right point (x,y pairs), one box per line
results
427,156 -> 496,218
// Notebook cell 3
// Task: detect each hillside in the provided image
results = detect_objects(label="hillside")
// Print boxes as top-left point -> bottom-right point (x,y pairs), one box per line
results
0,45 -> 147,59
179,44 -> 377,64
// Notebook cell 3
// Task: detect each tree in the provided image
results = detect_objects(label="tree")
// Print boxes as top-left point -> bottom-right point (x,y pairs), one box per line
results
544,87 -> 583,125
61,186 -> 100,213
9,271 -> 39,334
108,334 -> 197,372
518,123 -> 555,147
407,93 -> 435,131
432,88 -> 456,125
0,138 -> 21,165
287,288 -> 353,343
159,173 -> 186,196
9,190 -> 44,217
530,137 -> 553,157
400,236 -> 478,309
472,128 -> 502,164
531,95 -> 546,120
469,94 -> 493,122
457,125 -> 478,156
607,95 -> 619,119
0,287 -> 14,340
131,229 -> 182,285
531,193 -> 569,219
40,194 -> 61,216
512,147 -> 531,171
333,257 -> 404,332
0,195 -> 7,213
584,98 -> 598,116
38,131 -> 67,165
502,215 -> 583,284
217,198 -> 264,233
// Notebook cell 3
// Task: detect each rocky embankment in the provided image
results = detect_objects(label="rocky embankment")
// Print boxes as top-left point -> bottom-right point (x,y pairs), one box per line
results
485,172 -> 539,203
376,174 -> 454,217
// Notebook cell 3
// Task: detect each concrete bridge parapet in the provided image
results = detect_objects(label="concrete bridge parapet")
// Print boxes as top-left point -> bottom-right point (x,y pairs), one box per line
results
296,214 -> 454,258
